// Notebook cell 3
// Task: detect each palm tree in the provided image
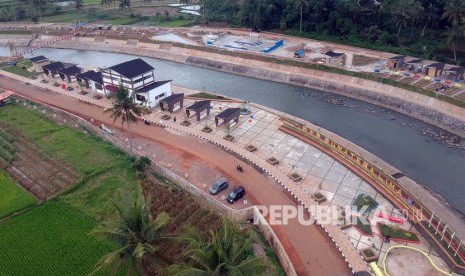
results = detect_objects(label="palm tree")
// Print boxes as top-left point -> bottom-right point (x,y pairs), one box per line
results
390,0 -> 422,38
421,3 -> 439,36
105,84 -> 144,153
75,0 -> 84,11
101,0 -> 114,6
90,189 -> 170,275
445,20 -> 463,61
295,0 -> 309,33
169,219 -> 267,275
442,0 -> 465,23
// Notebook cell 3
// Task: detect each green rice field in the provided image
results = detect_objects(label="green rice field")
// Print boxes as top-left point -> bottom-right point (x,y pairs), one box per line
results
0,169 -> 36,219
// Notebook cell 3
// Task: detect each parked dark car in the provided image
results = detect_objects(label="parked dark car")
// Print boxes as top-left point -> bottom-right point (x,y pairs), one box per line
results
209,178 -> 229,195
227,186 -> 245,204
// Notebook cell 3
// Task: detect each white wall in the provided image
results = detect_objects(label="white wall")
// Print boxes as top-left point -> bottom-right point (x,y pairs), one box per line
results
134,82 -> 172,108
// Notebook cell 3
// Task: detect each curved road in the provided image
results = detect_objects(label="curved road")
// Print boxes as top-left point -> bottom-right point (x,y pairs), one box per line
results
0,78 -> 352,275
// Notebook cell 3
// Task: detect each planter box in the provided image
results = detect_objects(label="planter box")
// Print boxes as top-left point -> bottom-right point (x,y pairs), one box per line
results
245,144 -> 257,152
289,172 -> 302,182
312,192 -> 327,203
266,157 -> 279,165
161,115 -> 171,120
180,121 -> 191,126
223,135 -> 234,141
202,127 -> 212,133
360,248 -> 379,262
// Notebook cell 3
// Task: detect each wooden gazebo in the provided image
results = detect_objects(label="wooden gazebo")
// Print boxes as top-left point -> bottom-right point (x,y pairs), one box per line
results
42,62 -> 65,77
58,65 -> 81,83
186,100 -> 211,122
215,108 -> 240,128
159,93 -> 184,113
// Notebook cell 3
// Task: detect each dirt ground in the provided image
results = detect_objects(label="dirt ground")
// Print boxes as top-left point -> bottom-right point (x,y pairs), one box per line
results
0,76 -> 352,276
385,248 -> 444,276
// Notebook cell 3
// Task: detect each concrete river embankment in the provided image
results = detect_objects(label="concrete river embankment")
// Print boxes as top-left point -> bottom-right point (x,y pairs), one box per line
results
1,43 -> 464,216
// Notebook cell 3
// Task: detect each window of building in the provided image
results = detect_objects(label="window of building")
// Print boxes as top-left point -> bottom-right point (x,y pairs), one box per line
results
155,93 -> 165,100
95,83 -> 103,90
133,75 -> 152,84
136,94 -> 146,102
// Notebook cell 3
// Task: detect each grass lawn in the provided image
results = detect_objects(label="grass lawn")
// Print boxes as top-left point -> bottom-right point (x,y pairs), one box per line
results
151,19 -> 194,27
378,223 -> 420,242
353,193 -> 378,214
189,92 -> 231,100
0,105 -> 138,221
0,30 -> 32,35
1,66 -> 40,78
0,169 -> 36,219
0,201 -> 115,276
355,216 -> 373,236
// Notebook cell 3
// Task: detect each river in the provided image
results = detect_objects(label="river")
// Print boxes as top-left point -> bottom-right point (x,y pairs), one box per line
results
2,47 -> 464,213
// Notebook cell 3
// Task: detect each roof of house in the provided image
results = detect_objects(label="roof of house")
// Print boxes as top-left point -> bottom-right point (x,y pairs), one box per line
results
406,58 -> 423,64
42,62 -> 65,72
295,49 -> 305,56
325,51 -> 344,58
216,108 -> 240,119
76,70 -> 103,84
425,62 -> 445,69
445,66 -> 464,73
136,80 -> 172,93
28,55 -> 48,63
186,100 -> 211,111
389,55 -> 405,60
159,93 -> 184,103
107,58 -> 154,79
59,65 -> 81,76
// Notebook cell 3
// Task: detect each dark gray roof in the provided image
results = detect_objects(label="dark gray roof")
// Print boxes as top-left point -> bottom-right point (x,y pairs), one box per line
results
107,58 -> 154,79
59,65 -> 81,76
426,62 -> 445,69
389,55 -> 405,60
325,51 -> 344,57
159,93 -> 184,103
186,100 -> 211,111
136,80 -> 172,93
29,55 -> 48,63
77,70 -> 103,84
43,62 -> 64,72
445,66 -> 464,73
216,108 -> 240,119
406,58 -> 423,64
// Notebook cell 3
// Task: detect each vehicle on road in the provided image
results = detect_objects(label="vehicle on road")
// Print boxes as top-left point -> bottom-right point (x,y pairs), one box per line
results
227,186 -> 245,204
209,178 -> 229,195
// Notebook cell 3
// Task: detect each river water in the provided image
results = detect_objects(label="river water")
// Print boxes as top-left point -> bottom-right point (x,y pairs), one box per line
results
2,47 -> 464,213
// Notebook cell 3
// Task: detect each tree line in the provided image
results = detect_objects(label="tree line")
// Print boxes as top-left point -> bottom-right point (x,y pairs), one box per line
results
204,0 -> 465,63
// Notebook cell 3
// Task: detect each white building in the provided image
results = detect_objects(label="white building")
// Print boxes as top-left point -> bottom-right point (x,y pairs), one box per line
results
76,70 -> 106,94
101,58 -> 172,108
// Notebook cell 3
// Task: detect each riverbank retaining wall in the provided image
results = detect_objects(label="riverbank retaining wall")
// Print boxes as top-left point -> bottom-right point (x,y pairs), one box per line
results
3,35 -> 465,137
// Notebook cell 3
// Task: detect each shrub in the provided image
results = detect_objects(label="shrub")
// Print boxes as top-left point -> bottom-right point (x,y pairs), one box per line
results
0,129 -> 14,143
133,156 -> 151,172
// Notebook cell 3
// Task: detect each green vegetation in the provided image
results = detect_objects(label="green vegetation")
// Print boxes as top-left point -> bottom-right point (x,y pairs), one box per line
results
0,105 -> 138,220
0,169 -> 36,219
0,103 -> 283,274
378,223 -> 420,242
353,194 -> 379,214
355,217 -> 373,236
91,189 -> 170,275
206,0 -> 465,64
0,128 -> 15,167
169,219 -> 267,275
0,201 -> 115,275
0,30 -> 32,35
189,92 -> 231,100
1,65 -> 40,78
362,248 -> 375,258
